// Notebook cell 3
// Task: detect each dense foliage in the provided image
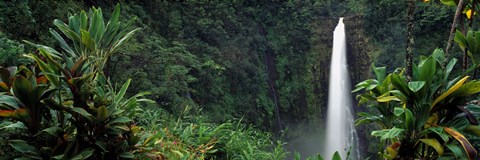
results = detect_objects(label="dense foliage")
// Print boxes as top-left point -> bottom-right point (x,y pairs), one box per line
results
0,1 -> 380,133
0,5 -> 291,159
355,50 -> 480,159
0,0 -> 472,159
353,0 -> 480,159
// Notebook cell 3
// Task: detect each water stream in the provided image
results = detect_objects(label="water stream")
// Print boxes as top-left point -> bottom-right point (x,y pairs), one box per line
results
323,18 -> 360,160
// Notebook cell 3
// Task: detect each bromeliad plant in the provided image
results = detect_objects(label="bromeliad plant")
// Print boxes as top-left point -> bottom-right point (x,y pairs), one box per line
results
354,49 -> 480,159
0,5 -> 151,159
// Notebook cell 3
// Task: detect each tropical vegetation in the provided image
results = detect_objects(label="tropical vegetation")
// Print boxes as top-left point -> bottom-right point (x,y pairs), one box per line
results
2,0 -> 480,160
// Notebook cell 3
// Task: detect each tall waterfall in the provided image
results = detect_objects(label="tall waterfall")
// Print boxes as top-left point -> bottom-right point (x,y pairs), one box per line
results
323,18 -> 360,159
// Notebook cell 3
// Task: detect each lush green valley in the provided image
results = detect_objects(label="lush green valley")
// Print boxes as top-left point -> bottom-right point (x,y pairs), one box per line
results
2,0 -> 480,159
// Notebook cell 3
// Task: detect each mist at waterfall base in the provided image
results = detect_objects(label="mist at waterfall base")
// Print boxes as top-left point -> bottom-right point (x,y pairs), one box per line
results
286,18 -> 360,159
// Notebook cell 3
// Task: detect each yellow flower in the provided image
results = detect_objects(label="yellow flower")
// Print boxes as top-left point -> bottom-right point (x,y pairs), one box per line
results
424,0 -> 430,2
466,9 -> 476,19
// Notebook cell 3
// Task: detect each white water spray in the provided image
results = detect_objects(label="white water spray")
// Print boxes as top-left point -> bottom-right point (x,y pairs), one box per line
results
323,18 -> 360,160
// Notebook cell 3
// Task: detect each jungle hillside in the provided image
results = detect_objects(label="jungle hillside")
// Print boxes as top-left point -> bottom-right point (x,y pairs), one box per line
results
2,0 -> 480,159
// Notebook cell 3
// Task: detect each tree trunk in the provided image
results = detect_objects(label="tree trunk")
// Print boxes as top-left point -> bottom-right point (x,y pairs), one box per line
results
401,2 -> 415,159
445,0 -> 467,58
406,0 -> 415,81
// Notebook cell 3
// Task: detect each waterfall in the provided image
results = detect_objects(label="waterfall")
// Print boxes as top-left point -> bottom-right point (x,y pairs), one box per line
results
323,18 -> 360,160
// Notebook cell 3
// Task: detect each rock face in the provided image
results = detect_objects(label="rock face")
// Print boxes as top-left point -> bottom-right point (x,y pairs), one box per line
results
344,15 -> 374,157
305,15 -> 372,123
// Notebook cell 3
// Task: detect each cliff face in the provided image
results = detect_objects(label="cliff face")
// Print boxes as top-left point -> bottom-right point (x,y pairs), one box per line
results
345,16 -> 374,156
297,16 -> 373,155
304,16 -> 372,124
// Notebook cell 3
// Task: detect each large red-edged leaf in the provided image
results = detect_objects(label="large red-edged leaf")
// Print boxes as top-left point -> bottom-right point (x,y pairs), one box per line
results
12,109 -> 28,119
0,109 -> 14,117
70,56 -> 87,77
444,127 -> 477,160
12,75 -> 33,104
0,108 -> 27,119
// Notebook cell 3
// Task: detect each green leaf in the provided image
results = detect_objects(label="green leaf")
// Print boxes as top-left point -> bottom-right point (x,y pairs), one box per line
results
372,127 -> 404,141
89,7 -> 105,43
23,40 -> 62,59
0,95 -> 20,109
118,152 -> 135,159
172,150 -> 184,158
332,151 -> 342,160
394,107 -> 404,116
294,152 -> 301,160
80,29 -> 96,51
416,57 -> 436,82
408,81 -> 425,92
114,125 -> 130,131
110,28 -> 140,53
388,90 -> 407,103
12,75 -> 32,104
0,66 -> 14,87
69,107 -> 94,122
108,116 -> 132,125
420,138 -> 444,155
95,141 -> 107,151
50,29 -> 76,58
464,125 -> 480,137
40,126 -> 63,137
1,121 -> 26,130
445,58 -> 458,81
432,76 -> 469,109
70,148 -> 94,160
390,74 -> 411,97
465,104 -> 480,113
96,106 -> 108,121
429,127 -> 449,142
377,96 -> 401,103
452,80 -> 480,97
404,108 -> 414,131
372,64 -> 386,83
455,30 -> 467,50
445,143 -> 465,159
80,11 -> 88,30
432,48 -> 446,64
114,79 -> 131,105
9,140 -> 41,159
355,112 -> 383,125
26,54 -> 59,86
352,86 -> 365,93
52,154 -> 64,159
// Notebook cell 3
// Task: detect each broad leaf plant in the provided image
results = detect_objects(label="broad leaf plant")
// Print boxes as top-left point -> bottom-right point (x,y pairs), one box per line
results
0,5 -> 152,159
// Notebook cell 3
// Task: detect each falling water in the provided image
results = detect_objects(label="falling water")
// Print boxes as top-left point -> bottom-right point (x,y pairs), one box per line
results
323,18 -> 360,160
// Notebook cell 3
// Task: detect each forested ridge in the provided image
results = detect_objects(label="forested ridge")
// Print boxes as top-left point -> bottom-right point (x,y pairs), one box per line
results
1,0 -> 470,159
